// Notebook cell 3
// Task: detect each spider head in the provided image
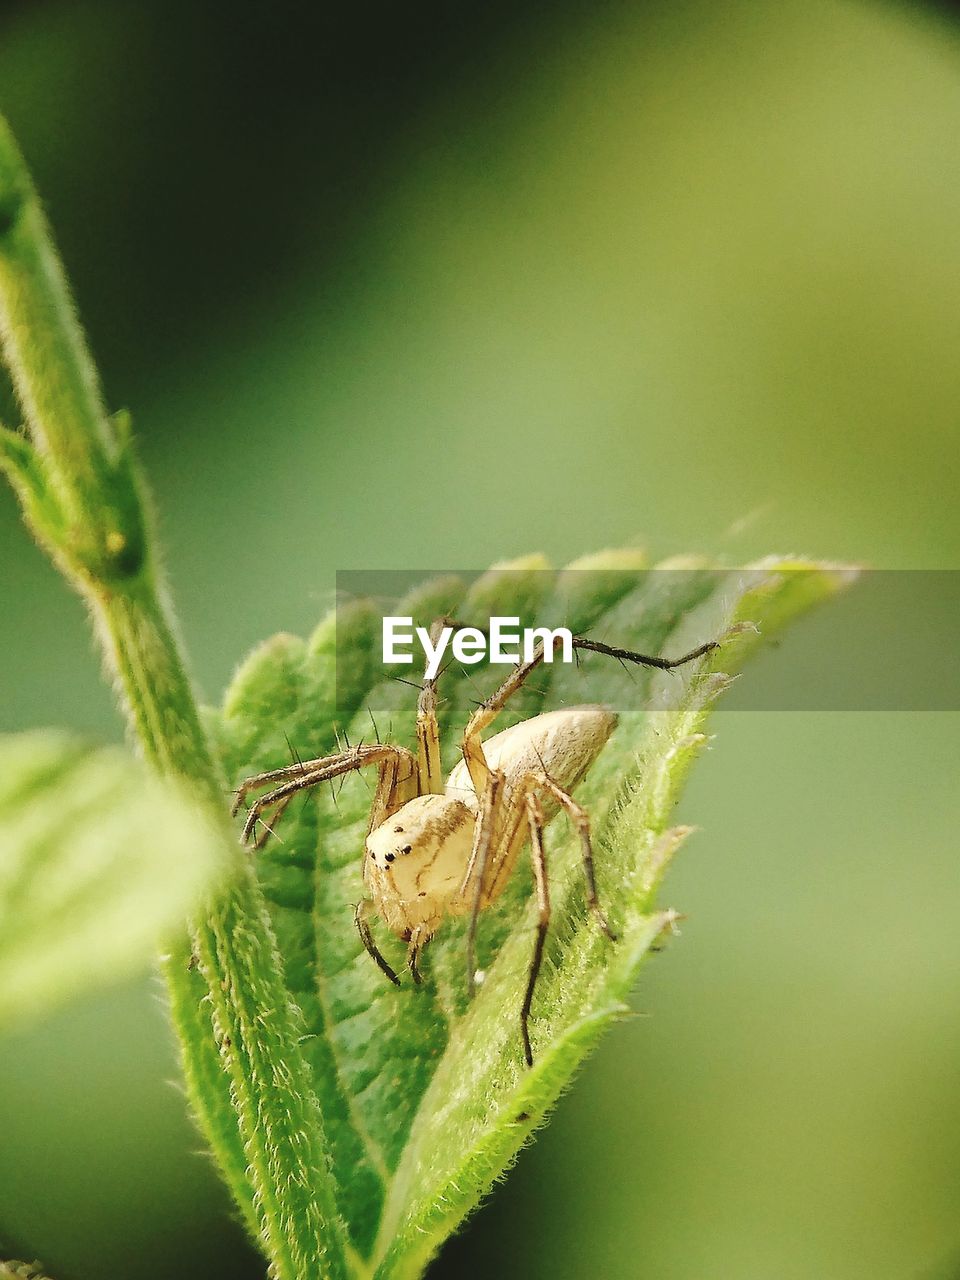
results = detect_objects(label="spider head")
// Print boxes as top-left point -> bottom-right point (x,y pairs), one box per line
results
365,794 -> 473,872
365,794 -> 474,933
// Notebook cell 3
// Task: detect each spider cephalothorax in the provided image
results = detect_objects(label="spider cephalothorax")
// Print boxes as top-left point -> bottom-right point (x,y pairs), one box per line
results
234,628 -> 717,1065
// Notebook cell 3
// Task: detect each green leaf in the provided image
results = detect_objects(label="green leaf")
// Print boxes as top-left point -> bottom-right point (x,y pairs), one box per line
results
0,730 -> 229,1029
211,552 -> 856,1277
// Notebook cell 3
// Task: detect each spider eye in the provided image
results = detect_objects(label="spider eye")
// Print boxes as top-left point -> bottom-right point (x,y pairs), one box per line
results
402,845 -> 412,854
394,826 -> 404,833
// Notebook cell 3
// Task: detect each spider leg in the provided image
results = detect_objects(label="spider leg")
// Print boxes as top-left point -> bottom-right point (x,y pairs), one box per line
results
415,616 -> 449,796
237,743 -> 417,846
520,792 -> 551,1068
572,635 -> 719,670
251,792 -> 294,851
355,898 -> 400,986
459,631 -> 718,796
460,651 -> 543,794
527,768 -> 617,941
415,613 -> 483,795
407,924 -> 429,985
463,770 -> 502,997
232,757 -> 318,816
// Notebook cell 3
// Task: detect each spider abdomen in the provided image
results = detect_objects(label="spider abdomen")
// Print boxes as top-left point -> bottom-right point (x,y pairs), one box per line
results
446,704 -> 618,813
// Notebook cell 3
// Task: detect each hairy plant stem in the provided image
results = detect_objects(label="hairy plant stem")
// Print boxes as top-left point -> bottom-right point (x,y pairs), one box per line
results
0,117 -> 349,1279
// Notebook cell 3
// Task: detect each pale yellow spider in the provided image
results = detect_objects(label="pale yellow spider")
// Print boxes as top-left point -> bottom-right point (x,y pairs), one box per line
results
233,628 -> 718,1065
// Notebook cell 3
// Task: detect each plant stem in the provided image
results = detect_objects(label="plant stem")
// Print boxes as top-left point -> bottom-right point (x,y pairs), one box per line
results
0,117 -> 349,1279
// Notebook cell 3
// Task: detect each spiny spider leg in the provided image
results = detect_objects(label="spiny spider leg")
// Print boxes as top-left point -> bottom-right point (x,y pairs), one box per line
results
251,792 -> 294,851
238,743 -> 417,845
521,792 -> 550,1069
463,763 -> 618,1054
416,616 -> 451,797
407,924 -> 429,985
232,757 -> 320,816
416,613 -> 487,796
464,770 -> 502,997
572,636 -> 719,670
527,769 -> 617,941
459,632 -> 717,797
355,899 -> 400,986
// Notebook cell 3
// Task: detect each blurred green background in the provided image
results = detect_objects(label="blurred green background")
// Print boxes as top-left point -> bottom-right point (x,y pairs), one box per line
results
1,1 -> 959,1277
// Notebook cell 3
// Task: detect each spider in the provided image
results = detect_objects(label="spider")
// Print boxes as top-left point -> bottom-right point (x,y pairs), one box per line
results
232,626 -> 719,1066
